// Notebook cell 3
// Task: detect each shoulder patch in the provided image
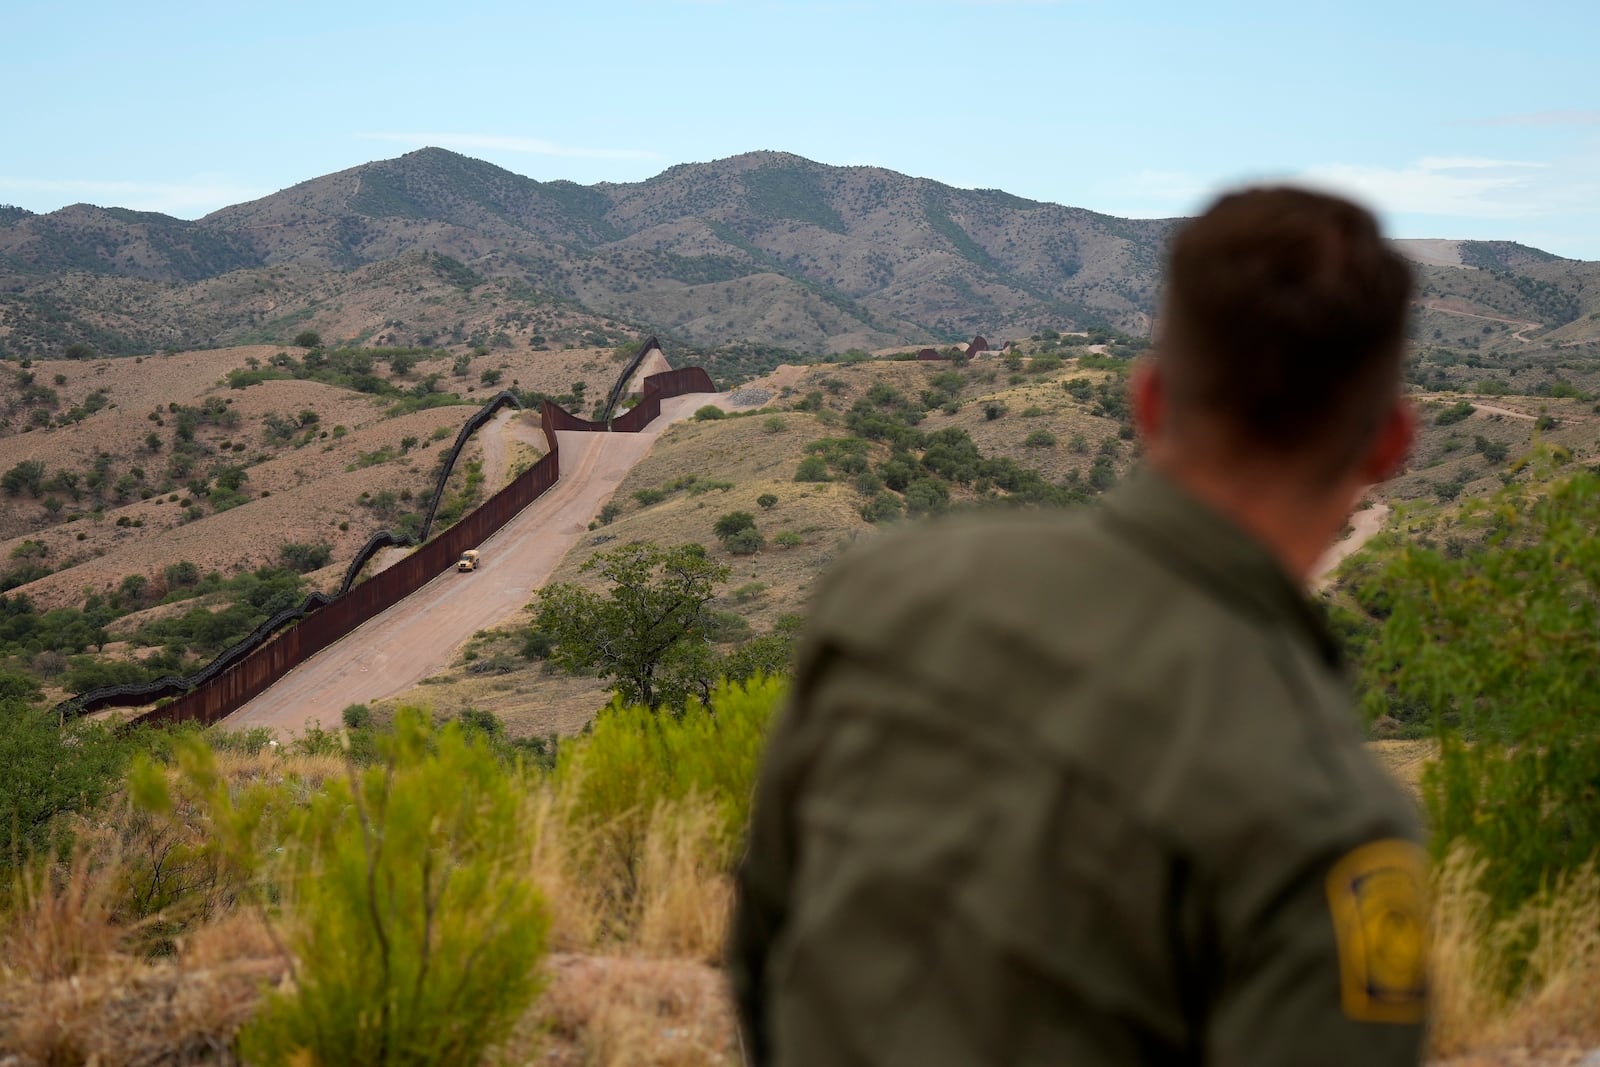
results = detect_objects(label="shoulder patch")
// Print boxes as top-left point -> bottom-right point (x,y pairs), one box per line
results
1326,839 -> 1429,1024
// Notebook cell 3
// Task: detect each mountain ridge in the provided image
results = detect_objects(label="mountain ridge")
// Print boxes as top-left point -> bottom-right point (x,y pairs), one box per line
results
2,149 -> 1596,357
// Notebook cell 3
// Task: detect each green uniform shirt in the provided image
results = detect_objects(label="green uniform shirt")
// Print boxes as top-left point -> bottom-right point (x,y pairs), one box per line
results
730,472 -> 1428,1066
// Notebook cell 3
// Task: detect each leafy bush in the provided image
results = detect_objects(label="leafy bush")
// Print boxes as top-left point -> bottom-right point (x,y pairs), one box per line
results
713,511 -> 757,543
1,697 -> 127,869
860,491 -> 903,524
693,405 -> 725,421
292,330 -> 322,349
1024,429 -> 1058,448
280,541 -> 333,573
633,487 -> 667,506
726,527 -> 765,555
1435,400 -> 1476,426
794,455 -> 830,482
219,711 -> 549,1065
756,493 -> 778,510
1363,469 -> 1600,922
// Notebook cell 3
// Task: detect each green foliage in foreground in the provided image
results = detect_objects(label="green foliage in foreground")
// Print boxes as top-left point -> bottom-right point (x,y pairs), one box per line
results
0,694 -> 128,869
555,676 -> 786,870
136,710 -> 548,1067
1362,468 -> 1600,916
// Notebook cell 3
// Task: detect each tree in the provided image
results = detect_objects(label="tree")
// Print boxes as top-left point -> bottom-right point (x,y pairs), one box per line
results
2,460 -> 46,498
532,542 -> 729,711
713,511 -> 757,544
293,330 -> 322,349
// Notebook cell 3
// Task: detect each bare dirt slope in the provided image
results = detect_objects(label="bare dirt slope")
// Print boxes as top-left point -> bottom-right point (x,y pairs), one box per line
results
224,390 -> 748,734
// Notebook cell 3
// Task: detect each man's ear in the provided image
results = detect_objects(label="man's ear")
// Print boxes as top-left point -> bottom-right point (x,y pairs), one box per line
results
1358,401 -> 1415,484
1131,358 -> 1166,442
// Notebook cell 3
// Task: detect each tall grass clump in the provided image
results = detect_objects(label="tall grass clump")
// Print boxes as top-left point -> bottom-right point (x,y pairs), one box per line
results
540,676 -> 784,953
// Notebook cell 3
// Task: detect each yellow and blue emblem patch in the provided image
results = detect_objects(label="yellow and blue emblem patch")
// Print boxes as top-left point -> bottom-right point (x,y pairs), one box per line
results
1325,839 -> 1429,1024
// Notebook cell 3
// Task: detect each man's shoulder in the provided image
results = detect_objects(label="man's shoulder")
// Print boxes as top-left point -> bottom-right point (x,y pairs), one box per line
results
818,507 -> 1136,618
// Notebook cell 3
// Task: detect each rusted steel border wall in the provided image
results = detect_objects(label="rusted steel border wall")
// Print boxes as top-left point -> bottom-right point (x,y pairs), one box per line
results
600,335 -> 661,423
110,367 -> 713,730
59,388 -> 527,720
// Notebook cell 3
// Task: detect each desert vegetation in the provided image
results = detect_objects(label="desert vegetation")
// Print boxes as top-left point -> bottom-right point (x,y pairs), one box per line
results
3,146 -> 1600,1061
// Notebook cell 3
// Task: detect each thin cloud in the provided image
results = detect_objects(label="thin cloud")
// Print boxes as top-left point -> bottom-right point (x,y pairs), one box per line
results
1297,158 -> 1544,219
357,132 -> 659,161
0,176 -> 267,217
1465,109 -> 1600,128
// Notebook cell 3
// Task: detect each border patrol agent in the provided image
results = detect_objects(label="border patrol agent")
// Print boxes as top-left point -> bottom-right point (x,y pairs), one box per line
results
731,188 -> 1429,1066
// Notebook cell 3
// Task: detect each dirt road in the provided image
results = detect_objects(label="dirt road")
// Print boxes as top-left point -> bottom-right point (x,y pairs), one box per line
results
1311,502 -> 1389,589
1413,393 -> 1539,422
225,391 -> 741,734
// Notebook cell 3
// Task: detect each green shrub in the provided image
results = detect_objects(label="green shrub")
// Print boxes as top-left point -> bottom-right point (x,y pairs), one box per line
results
1,697 -> 127,869
726,528 -> 764,555
1024,429 -> 1058,448
633,487 -> 667,507
794,455 -> 829,483
693,405 -> 725,421
280,541 -> 333,573
860,491 -> 903,524
1363,469 -> 1600,923
756,493 -> 778,510
774,530 -> 804,548
341,703 -> 371,729
713,511 -> 757,543
1435,400 -> 1476,426
234,710 -> 549,1065
1030,353 -> 1064,374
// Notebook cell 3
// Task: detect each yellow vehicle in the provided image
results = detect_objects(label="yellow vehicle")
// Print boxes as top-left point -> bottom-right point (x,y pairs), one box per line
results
456,550 -> 481,573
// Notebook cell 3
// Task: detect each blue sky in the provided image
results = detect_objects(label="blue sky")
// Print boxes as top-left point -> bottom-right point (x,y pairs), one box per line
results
4,0 -> 1598,258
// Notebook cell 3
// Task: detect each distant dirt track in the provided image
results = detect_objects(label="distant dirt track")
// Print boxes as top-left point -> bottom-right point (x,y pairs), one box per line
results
224,392 -> 735,734
1312,502 -> 1389,589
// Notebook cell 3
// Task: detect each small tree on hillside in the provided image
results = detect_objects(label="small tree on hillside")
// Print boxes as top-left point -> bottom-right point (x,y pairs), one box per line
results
713,511 -> 757,544
532,542 -> 730,711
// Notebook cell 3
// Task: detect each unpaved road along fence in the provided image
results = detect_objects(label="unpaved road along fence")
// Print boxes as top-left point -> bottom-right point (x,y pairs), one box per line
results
83,367 -> 714,731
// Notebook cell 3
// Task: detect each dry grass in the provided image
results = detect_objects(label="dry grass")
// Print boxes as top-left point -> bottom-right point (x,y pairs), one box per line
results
5,733 -> 1598,1064
1430,849 -> 1600,1058
2,845 -> 130,984
521,777 -> 732,963
0,840 -> 285,1065
517,954 -> 739,1067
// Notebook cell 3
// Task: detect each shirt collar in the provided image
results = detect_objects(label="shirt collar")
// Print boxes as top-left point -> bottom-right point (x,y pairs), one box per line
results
1099,470 -> 1344,669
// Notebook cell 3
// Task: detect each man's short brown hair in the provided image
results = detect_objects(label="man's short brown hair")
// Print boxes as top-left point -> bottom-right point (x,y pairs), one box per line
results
1158,187 -> 1413,473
